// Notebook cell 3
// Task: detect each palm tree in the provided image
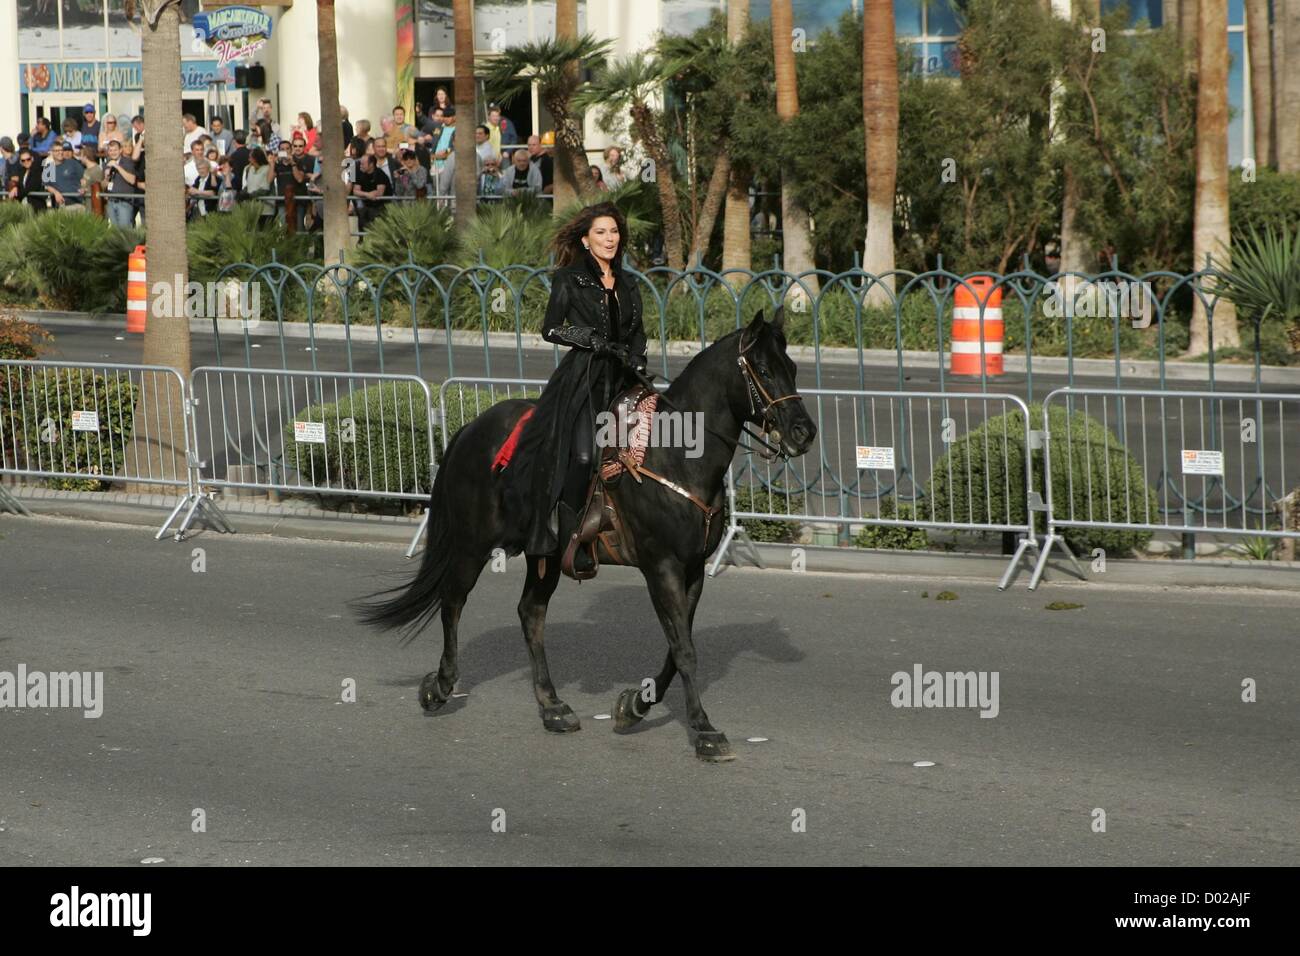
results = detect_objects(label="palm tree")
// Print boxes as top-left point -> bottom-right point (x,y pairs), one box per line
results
482,35 -> 611,215
317,0 -> 349,263
721,0 -> 752,283
1190,0 -> 1240,353
862,0 -> 898,304
1278,0 -> 1300,173
553,0 -> 583,212
1246,0 -> 1274,168
770,0 -> 819,299
452,0 -> 477,231
128,0 -> 190,488
576,54 -> 686,270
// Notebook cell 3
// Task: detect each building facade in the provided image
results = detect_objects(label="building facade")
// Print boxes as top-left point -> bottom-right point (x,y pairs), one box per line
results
1,0 -> 1259,166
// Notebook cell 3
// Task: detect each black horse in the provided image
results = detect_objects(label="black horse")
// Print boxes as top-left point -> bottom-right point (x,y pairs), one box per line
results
356,309 -> 816,761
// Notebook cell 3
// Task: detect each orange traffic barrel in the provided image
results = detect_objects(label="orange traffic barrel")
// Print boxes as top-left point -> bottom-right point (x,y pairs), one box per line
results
126,245 -> 147,333
950,276 -> 1002,376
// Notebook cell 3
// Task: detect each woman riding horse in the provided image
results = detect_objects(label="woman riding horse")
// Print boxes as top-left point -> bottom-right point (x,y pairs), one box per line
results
504,202 -> 647,575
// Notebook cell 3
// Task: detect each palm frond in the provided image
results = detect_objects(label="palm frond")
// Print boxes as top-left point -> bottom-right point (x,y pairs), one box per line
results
1214,224 -> 1300,327
481,35 -> 613,107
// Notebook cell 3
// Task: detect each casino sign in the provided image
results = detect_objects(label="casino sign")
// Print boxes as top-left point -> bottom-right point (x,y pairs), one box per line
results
192,5 -> 274,67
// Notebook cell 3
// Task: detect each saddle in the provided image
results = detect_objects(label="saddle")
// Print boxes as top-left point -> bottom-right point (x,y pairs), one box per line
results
560,385 -> 655,580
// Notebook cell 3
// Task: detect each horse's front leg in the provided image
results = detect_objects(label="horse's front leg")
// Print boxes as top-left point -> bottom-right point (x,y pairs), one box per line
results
613,561 -> 704,732
639,558 -> 731,761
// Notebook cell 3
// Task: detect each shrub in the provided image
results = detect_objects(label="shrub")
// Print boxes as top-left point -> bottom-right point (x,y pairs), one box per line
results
0,201 -> 34,231
457,198 -> 555,270
1231,168 -> 1300,237
6,209 -> 121,311
852,497 -> 930,550
0,313 -> 51,360
12,367 -> 137,490
727,483 -> 805,543
188,201 -> 317,284
349,200 -> 459,271
926,402 -> 1158,555
283,381 -> 434,497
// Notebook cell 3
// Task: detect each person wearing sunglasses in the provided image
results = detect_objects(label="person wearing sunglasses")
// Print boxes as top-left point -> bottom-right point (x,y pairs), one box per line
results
10,149 -> 45,210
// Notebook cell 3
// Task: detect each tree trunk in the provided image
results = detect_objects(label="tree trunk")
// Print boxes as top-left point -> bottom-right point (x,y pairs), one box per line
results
552,0 -> 587,212
1179,0 -> 1199,71
1190,0 -> 1240,353
1246,0 -> 1273,169
770,0 -> 818,302
317,0 -> 350,263
862,0 -> 898,306
721,0 -> 751,284
633,104 -> 684,272
1278,0 -> 1300,173
453,0 -> 478,230
690,146 -> 730,266
131,0 -> 190,491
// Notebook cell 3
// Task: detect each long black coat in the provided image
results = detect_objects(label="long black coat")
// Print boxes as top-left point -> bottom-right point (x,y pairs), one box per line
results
502,251 -> 647,556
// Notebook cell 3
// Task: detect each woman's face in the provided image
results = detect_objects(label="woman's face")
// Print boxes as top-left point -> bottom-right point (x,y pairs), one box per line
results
585,216 -> 620,261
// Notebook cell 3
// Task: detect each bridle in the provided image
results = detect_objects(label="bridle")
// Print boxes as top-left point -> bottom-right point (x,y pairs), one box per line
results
737,331 -> 802,459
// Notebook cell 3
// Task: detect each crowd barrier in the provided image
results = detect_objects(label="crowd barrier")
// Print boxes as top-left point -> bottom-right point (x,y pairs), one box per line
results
3,360 -> 1297,589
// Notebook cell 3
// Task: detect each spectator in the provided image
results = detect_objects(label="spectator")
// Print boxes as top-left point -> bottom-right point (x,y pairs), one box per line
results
477,154 -> 504,204
205,145 -> 221,168
130,116 -> 145,160
391,105 -> 417,142
80,104 -> 101,151
79,144 -> 105,196
10,148 -> 45,210
43,142 -> 85,208
392,147 -> 429,198
102,139 -> 140,228
242,147 -> 274,223
216,157 -> 239,212
187,159 -> 219,219
379,114 -> 400,152
279,135 -> 316,230
0,137 -> 16,191
30,117 -> 56,159
603,146 -> 625,189
340,106 -> 354,147
255,98 -> 274,125
527,134 -> 554,194
182,113 -> 207,153
501,147 -> 542,197
487,104 -> 517,148
258,119 -> 281,153
209,115 -> 234,154
183,139 -> 206,185
589,165 -> 607,191
228,129 -> 251,186
371,137 -> 397,182
61,118 -> 83,152
297,112 -> 318,152
475,125 -> 496,167
98,114 -> 127,155
432,108 -> 456,180
433,86 -> 451,113
354,118 -> 372,149
350,153 -> 390,232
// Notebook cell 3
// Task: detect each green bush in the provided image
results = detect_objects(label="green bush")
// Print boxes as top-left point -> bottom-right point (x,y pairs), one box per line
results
5,209 -> 123,311
926,402 -> 1158,555
283,381 -> 434,496
349,200 -> 459,271
727,483 -> 805,543
188,201 -> 318,284
13,367 -> 137,490
1231,168 -> 1300,237
0,202 -> 34,231
852,497 -> 930,550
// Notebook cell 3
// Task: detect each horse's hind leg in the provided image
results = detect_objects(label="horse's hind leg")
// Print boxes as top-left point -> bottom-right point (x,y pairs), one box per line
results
612,565 -> 703,731
519,554 -> 581,733
419,553 -> 486,712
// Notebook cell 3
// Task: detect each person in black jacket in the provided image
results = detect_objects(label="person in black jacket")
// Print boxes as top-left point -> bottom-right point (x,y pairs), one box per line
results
503,202 -> 647,573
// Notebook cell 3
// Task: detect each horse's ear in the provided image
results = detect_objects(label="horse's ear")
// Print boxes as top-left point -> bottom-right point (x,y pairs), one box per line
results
771,306 -> 785,331
743,309 -> 766,347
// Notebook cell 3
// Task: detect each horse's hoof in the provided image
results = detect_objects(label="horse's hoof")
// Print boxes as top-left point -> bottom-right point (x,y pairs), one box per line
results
419,672 -> 449,712
694,731 -> 735,762
612,687 -> 646,733
540,703 -> 581,733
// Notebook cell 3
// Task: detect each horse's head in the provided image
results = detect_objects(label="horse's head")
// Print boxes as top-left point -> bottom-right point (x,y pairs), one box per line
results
736,308 -> 817,459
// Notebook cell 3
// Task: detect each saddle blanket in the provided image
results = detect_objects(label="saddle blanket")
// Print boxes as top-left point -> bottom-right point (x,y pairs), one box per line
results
492,407 -> 535,473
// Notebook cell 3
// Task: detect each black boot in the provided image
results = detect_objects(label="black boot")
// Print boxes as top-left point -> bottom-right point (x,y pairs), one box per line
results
557,500 -> 596,575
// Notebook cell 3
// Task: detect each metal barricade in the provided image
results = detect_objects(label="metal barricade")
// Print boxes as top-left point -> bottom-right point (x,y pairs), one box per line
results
436,377 -> 548,451
0,359 -> 197,538
711,389 -> 1040,588
187,366 -> 436,555
1032,387 -> 1300,588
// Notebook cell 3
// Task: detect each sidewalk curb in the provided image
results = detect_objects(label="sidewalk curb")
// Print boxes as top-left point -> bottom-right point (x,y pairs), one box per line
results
24,310 -> 1300,387
6,486 -> 1296,591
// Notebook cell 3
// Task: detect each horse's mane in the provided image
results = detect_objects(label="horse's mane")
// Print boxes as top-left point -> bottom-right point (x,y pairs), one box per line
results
664,326 -> 745,403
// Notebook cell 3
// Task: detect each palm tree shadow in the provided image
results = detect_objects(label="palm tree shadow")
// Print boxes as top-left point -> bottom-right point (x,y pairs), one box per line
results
381,580 -> 805,713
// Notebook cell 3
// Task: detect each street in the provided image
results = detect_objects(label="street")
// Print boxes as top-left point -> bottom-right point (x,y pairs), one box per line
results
2,516 -> 1296,865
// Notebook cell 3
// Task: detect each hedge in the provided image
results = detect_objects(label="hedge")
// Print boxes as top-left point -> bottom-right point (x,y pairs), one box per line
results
11,367 -> 137,490
852,496 -> 930,550
728,483 -> 805,543
926,402 -> 1158,555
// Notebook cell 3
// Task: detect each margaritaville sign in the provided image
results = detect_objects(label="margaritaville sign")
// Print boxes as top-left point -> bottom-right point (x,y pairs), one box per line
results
192,5 -> 274,66
19,60 -> 232,93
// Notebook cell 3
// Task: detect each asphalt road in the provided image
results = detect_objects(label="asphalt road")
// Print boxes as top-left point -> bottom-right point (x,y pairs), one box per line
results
1,516 -> 1297,865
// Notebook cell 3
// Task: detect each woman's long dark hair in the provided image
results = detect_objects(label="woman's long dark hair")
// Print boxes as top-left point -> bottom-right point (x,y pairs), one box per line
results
552,201 -> 627,268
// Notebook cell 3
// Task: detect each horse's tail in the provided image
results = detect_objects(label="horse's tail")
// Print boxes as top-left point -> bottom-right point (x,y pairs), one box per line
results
352,438 -> 456,644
